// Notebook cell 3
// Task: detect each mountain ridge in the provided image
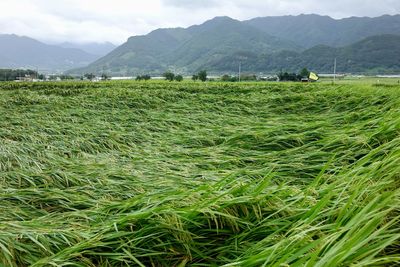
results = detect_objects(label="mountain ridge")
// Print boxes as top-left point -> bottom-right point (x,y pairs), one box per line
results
245,14 -> 400,48
204,34 -> 400,74
0,34 -> 99,72
1,14 -> 399,75
70,16 -> 301,75
71,14 -> 400,75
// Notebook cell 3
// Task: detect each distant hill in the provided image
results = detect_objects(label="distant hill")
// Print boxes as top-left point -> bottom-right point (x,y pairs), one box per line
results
70,17 -> 300,75
59,42 -> 116,56
245,14 -> 400,48
0,34 -> 98,72
162,17 -> 300,71
81,27 -> 194,75
69,14 -> 400,75
206,35 -> 400,74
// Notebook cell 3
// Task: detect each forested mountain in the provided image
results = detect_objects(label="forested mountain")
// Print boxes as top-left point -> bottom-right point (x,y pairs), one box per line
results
66,14 -> 400,75
245,14 -> 400,48
80,27 -> 194,75
71,17 -> 300,75
204,34 -> 400,74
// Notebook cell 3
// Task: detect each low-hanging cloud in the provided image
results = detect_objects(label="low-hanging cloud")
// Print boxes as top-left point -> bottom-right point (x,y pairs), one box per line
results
0,0 -> 398,45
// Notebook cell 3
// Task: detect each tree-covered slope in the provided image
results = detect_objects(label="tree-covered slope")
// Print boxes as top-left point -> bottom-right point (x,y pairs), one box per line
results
71,17 -> 299,75
165,17 -> 299,71
69,15 -> 400,75
206,34 -> 400,74
245,14 -> 400,48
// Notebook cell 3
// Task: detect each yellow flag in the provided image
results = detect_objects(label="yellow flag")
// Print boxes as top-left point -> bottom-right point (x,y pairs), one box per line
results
309,72 -> 319,81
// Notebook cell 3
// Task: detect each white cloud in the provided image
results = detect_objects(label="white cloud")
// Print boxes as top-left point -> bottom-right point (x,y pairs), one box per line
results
0,0 -> 398,44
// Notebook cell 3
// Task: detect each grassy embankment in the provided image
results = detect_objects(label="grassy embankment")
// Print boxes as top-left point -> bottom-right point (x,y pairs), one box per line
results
0,81 -> 399,266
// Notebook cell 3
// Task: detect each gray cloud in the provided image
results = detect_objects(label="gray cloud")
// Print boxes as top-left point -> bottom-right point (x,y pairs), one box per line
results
0,0 -> 398,45
162,0 -> 221,9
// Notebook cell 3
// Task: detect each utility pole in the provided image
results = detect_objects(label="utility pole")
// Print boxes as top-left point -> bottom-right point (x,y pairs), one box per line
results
333,58 -> 337,84
238,62 -> 241,82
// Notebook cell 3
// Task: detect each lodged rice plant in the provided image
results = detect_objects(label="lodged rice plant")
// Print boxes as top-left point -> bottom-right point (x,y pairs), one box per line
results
0,80 -> 399,266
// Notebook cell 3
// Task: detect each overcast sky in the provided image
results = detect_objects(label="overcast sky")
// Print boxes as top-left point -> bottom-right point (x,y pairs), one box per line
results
0,0 -> 399,45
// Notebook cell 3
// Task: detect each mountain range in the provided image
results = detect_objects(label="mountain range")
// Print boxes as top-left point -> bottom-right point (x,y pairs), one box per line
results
0,35 -> 114,72
72,14 -> 400,75
1,14 -> 400,75
75,16 -> 300,75
245,14 -> 400,48
206,34 -> 400,74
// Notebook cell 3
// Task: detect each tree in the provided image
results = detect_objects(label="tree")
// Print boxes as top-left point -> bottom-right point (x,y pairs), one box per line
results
221,74 -> 231,82
299,68 -> 310,78
136,75 -> 151,81
84,73 -> 96,80
175,75 -> 183,82
163,71 -> 175,82
278,71 -> 301,82
0,69 -> 45,81
240,74 -> 257,81
220,74 -> 239,82
198,70 -> 207,82
101,73 -> 110,80
192,74 -> 198,81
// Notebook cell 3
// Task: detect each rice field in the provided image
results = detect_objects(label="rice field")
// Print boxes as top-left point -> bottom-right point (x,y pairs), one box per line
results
0,81 -> 399,266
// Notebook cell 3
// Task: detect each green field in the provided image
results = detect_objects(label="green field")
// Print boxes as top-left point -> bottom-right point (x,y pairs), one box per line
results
0,81 -> 399,266
318,76 -> 400,85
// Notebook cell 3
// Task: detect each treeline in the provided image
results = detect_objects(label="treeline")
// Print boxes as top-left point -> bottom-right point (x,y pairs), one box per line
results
218,68 -> 312,82
136,75 -> 151,81
221,74 -> 258,82
278,68 -> 310,81
1,68 -> 315,83
0,69 -> 42,81
162,70 -> 208,82
141,68 -> 313,82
